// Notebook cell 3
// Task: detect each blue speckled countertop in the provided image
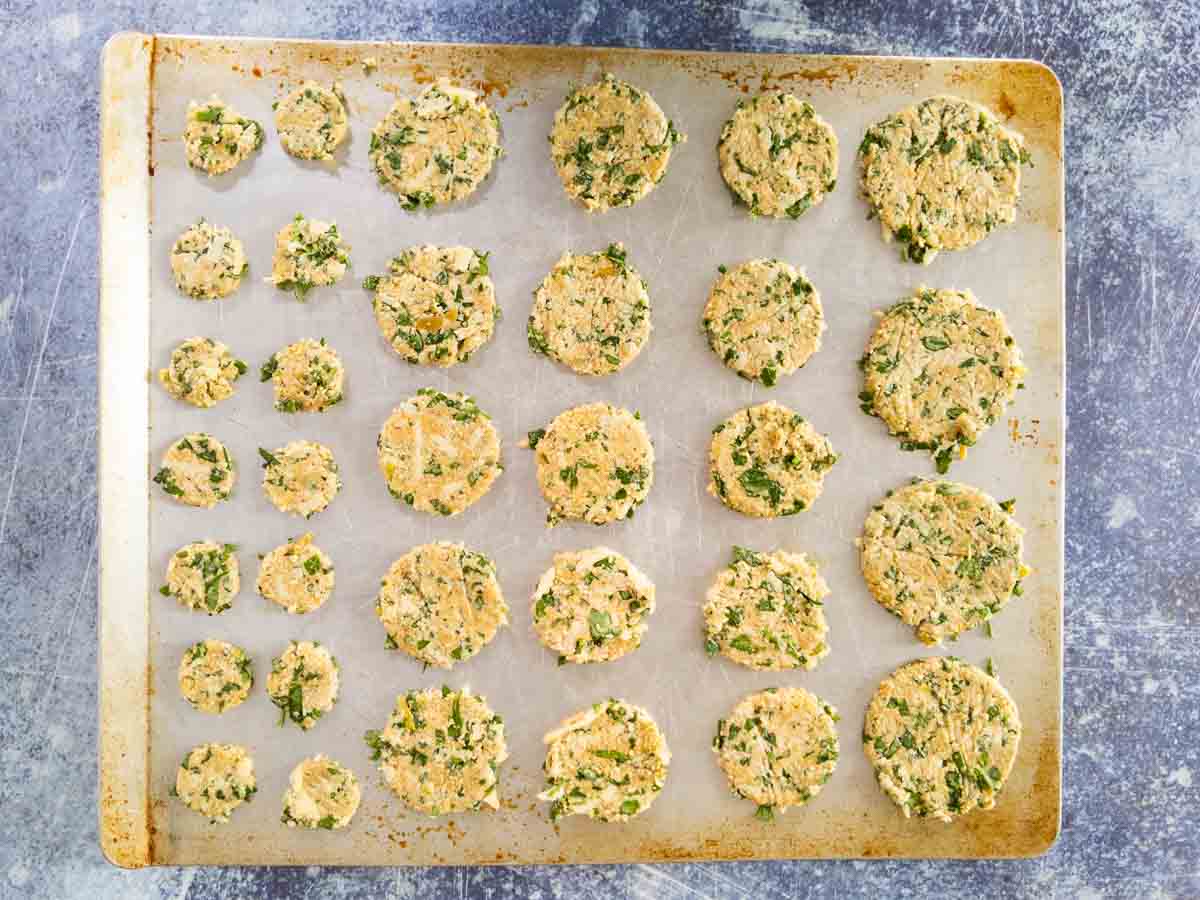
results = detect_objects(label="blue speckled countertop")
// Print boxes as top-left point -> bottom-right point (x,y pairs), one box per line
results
1,1 -> 1196,897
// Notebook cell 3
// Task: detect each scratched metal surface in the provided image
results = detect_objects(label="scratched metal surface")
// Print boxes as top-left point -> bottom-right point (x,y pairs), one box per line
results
2,1 -> 1197,898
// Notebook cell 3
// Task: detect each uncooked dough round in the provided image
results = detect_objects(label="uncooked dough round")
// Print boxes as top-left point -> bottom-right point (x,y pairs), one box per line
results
183,96 -> 264,176
259,440 -> 341,518
274,81 -> 348,161
256,533 -> 334,615
159,337 -> 246,407
154,433 -> 235,508
281,755 -> 362,830
174,743 -> 257,823
160,540 -> 239,615
266,214 -> 351,300
267,640 -> 340,730
260,338 -> 345,413
177,639 -> 253,714
169,220 -> 248,300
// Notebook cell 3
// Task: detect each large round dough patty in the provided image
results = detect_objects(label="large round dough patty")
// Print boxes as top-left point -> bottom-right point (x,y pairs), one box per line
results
267,640 -> 340,730
858,95 -> 1028,264
281,755 -> 361,830
859,287 -> 1025,472
703,259 -> 824,386
169,220 -> 248,300
174,743 -> 257,823
527,243 -> 652,376
183,96 -> 264,176
159,337 -> 246,408
256,532 -> 334,615
161,540 -> 239,615
261,338 -> 345,413
713,687 -> 839,820
858,478 -> 1027,645
274,81 -> 348,161
177,639 -> 253,714
376,541 -> 508,669
366,686 -> 508,815
259,440 -> 341,518
154,433 -> 235,508
540,698 -> 670,822
863,656 -> 1022,822
703,546 -> 829,671
548,74 -> 684,212
377,389 -> 502,516
718,91 -> 838,219
531,547 -> 656,664
365,245 -> 497,367
529,403 -> 654,526
708,402 -> 837,517
266,214 -> 351,300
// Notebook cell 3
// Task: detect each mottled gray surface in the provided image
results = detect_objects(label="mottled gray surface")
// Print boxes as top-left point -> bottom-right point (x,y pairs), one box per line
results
0,0 -> 1195,897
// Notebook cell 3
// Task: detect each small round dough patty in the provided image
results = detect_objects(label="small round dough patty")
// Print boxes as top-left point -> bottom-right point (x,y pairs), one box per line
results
267,640 -> 340,730
161,540 -> 239,615
531,547 -> 656,664
154,433 -> 235,508
549,74 -> 684,212
703,259 -> 824,386
175,743 -> 257,823
159,337 -> 246,408
369,80 -> 501,209
529,403 -> 654,526
256,533 -> 334,614
718,91 -> 838,219
259,440 -> 341,518
365,245 -> 497,367
376,541 -> 508,669
703,547 -> 829,671
177,639 -> 253,714
377,389 -> 502,517
860,287 -> 1025,472
863,656 -> 1022,822
714,687 -> 840,819
170,220 -> 248,300
708,402 -> 836,518
183,96 -> 264,176
540,698 -> 670,822
282,755 -> 361,830
366,686 -> 508,815
858,95 -> 1027,264
267,214 -> 351,300
274,81 -> 348,161
858,478 -> 1027,645
261,338 -> 345,413
528,243 -> 652,376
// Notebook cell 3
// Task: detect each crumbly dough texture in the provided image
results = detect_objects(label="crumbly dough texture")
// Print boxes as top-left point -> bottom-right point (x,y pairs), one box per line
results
161,540 -> 240,615
703,259 -> 824,386
174,743 -> 257,823
183,96 -> 264,176
528,243 -> 652,376
863,656 -> 1022,822
256,533 -> 334,615
708,402 -> 837,517
858,95 -> 1028,264
159,337 -> 246,408
260,440 -> 341,519
540,698 -> 670,822
718,92 -> 839,218
267,640 -> 340,730
261,338 -> 345,413
859,479 -> 1027,644
267,214 -> 351,300
532,547 -> 656,664
377,389 -> 502,517
703,547 -> 830,670
365,245 -> 497,367
549,74 -> 685,212
369,80 -> 501,209
713,687 -> 840,819
281,755 -> 361,830
376,541 -> 508,669
154,433 -> 235,508
274,81 -> 348,161
177,639 -> 253,714
529,403 -> 654,526
366,686 -> 508,815
170,220 -> 248,300
859,287 -> 1025,472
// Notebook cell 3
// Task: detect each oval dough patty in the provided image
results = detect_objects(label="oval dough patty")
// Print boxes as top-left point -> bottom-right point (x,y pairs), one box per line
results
160,540 -> 239,615
154,433 -> 235,508
256,533 -> 334,614
708,402 -> 836,517
364,245 -> 497,367
177,639 -> 253,714
260,338 -> 345,413
275,81 -> 348,161
377,389 -> 502,516
718,91 -> 838,219
159,337 -> 246,407
366,686 -> 508,815
858,478 -> 1027,645
282,755 -> 361,830
713,687 -> 839,820
184,96 -> 264,176
170,220 -> 248,300
267,640 -> 340,730
540,698 -> 670,822
531,547 -> 656,664
703,546 -> 829,671
376,541 -> 508,669
858,95 -> 1028,264
703,259 -> 824,386
863,656 -> 1022,822
175,743 -> 257,823
259,440 -> 341,518
528,243 -> 652,376
267,214 -> 351,300
549,74 -> 684,212
859,287 -> 1025,472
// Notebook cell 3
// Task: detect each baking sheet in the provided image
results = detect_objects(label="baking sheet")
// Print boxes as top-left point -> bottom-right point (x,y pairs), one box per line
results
99,34 -> 1064,866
